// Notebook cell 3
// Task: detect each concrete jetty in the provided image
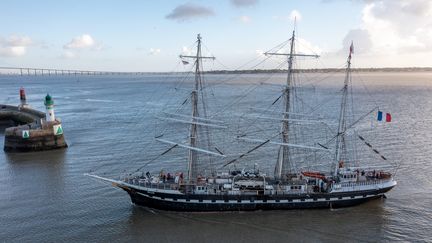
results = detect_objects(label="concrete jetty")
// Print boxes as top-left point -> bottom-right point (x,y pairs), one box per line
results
0,104 -> 44,126
1,89 -> 67,152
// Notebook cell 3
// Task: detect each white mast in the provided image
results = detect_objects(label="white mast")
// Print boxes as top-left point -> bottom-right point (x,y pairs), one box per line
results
334,42 -> 354,176
265,30 -> 319,179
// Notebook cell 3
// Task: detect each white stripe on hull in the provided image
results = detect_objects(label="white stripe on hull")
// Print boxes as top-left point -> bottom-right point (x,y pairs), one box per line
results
134,191 -> 385,204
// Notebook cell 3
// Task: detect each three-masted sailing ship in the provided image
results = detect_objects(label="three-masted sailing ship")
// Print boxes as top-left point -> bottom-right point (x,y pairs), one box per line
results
88,31 -> 396,211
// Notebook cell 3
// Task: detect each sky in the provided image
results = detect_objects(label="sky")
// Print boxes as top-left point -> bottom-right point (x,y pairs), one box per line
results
0,0 -> 431,72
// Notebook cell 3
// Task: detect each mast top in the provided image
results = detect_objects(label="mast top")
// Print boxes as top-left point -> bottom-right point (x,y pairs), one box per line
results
180,34 -> 215,60
264,31 -> 319,58
348,41 -> 354,64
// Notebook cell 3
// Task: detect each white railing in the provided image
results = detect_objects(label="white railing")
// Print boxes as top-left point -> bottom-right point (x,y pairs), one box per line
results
340,178 -> 392,188
125,178 -> 179,190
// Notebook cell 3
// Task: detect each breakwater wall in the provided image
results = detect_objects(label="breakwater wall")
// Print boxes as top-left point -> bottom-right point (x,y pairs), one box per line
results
0,104 -> 67,152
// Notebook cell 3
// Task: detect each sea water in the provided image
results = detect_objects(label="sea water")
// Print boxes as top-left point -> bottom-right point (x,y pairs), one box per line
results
0,72 -> 431,242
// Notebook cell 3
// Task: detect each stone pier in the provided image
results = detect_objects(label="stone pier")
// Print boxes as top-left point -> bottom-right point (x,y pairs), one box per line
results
1,92 -> 67,152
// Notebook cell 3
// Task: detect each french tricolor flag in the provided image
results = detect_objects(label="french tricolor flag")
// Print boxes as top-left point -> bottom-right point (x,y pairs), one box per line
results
377,111 -> 391,122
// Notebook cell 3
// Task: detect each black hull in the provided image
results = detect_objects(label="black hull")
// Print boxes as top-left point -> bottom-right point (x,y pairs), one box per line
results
121,186 -> 394,212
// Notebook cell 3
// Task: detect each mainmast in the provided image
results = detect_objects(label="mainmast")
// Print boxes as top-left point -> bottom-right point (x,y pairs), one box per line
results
334,42 -> 354,176
265,30 -> 319,179
278,30 -> 295,179
188,34 -> 201,183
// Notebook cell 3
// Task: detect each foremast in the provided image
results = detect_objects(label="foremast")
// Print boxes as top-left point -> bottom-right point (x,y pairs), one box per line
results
180,34 -> 216,183
188,35 -> 201,183
265,30 -> 319,179
334,42 -> 354,176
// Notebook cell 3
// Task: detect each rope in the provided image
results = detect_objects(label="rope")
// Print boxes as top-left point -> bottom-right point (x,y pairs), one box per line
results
358,135 -> 388,161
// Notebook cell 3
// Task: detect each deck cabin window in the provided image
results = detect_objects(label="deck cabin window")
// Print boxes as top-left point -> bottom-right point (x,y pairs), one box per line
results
196,186 -> 206,191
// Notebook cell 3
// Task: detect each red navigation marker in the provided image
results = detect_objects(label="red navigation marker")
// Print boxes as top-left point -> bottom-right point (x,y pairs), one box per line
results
19,87 -> 27,106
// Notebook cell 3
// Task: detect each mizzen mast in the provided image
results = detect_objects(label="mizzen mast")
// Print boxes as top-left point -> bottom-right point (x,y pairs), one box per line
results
334,42 -> 354,176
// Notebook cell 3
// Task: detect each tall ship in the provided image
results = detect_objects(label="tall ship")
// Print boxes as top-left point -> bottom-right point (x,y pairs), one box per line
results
88,31 -> 397,211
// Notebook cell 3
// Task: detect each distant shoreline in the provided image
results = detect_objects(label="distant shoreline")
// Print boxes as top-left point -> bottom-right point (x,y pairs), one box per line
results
204,67 -> 432,74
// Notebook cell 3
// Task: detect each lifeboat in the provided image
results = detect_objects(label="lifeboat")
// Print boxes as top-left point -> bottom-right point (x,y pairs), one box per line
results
301,171 -> 326,180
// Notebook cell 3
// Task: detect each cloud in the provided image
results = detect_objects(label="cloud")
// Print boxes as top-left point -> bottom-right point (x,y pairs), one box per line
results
182,46 -> 193,55
61,50 -> 77,59
339,0 -> 432,56
6,35 -> 32,46
230,0 -> 258,7
62,34 -> 103,59
64,34 -> 102,50
149,48 -> 161,55
273,10 -> 302,22
296,38 -> 322,55
2,46 -> 26,57
166,3 -> 215,22
341,29 -> 372,55
238,15 -> 252,24
289,10 -> 302,22
0,35 -> 33,57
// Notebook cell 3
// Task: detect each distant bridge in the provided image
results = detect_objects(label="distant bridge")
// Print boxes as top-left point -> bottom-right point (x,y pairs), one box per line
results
0,66 -> 151,76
